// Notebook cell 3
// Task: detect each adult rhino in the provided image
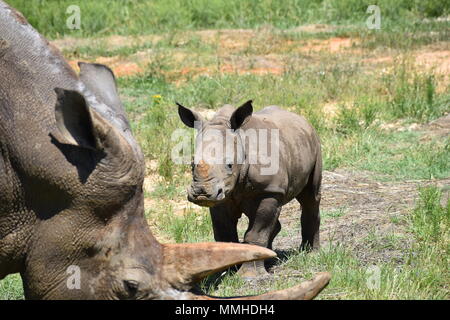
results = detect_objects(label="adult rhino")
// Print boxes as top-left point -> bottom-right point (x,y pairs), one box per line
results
177,100 -> 322,278
0,1 -> 329,299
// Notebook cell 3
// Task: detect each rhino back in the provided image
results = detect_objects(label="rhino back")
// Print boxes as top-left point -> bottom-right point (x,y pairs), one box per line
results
0,1 -> 79,130
241,106 -> 320,202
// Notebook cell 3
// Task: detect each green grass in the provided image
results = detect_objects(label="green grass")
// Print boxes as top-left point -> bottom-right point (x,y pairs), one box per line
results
7,0 -> 449,39
409,186 -> 450,243
0,274 -> 24,300
62,41 -> 155,59
322,207 -> 347,220
150,206 -> 214,243
323,130 -> 450,180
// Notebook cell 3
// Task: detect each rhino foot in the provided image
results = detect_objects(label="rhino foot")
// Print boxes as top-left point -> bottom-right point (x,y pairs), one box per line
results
237,260 -> 269,279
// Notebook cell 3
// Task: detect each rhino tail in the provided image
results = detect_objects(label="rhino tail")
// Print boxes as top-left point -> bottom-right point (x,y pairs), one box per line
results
312,145 -> 322,202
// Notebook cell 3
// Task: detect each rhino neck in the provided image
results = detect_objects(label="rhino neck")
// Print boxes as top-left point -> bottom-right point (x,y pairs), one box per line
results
0,143 -> 36,280
232,145 -> 250,201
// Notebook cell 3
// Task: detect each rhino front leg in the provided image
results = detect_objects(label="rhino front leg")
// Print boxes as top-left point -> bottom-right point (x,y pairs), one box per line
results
210,203 -> 240,243
239,197 -> 281,278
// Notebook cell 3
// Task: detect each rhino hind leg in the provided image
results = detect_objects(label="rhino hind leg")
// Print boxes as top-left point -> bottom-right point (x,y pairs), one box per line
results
297,194 -> 320,251
267,219 -> 282,250
297,174 -> 321,251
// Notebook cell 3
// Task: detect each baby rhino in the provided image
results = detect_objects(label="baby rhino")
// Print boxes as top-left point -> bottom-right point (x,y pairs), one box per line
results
177,101 -> 322,278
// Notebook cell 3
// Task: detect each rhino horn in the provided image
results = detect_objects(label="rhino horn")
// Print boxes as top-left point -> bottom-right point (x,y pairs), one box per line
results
161,242 -> 330,299
162,242 -> 275,290
187,272 -> 331,300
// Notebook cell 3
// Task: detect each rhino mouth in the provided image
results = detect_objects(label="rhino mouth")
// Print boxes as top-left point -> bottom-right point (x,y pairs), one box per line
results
188,196 -> 223,208
191,199 -> 217,207
188,188 -> 226,207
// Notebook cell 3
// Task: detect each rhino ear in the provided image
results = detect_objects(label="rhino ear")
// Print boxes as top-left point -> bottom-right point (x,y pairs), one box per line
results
78,62 -> 131,129
52,88 -> 102,150
230,100 -> 253,130
177,102 -> 203,129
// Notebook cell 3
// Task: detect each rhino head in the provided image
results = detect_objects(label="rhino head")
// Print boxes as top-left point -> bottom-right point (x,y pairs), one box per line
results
177,101 -> 253,207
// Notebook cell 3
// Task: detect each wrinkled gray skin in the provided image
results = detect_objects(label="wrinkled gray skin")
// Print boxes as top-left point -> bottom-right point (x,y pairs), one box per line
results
0,2 -> 166,299
178,101 -> 322,277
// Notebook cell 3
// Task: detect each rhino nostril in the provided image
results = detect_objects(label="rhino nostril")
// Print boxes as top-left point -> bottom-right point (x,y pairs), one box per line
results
192,185 -> 207,196
123,279 -> 139,295
217,188 -> 223,196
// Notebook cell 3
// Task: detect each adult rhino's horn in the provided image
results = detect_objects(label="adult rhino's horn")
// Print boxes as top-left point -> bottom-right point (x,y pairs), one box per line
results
161,242 -> 275,290
188,272 -> 331,300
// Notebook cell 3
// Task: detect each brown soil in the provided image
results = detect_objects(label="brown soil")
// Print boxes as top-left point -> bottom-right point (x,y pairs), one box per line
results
415,49 -> 450,88
288,24 -> 339,34
297,37 -> 358,53
52,34 -> 162,51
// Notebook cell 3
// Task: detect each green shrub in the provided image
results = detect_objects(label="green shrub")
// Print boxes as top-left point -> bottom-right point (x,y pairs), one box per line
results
410,186 -> 450,243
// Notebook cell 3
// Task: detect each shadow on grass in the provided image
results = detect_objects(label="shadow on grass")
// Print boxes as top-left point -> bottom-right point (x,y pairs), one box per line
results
199,247 -> 301,294
266,248 -> 299,270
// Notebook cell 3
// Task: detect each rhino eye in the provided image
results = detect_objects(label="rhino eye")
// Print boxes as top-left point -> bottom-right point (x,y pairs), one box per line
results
226,163 -> 233,171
